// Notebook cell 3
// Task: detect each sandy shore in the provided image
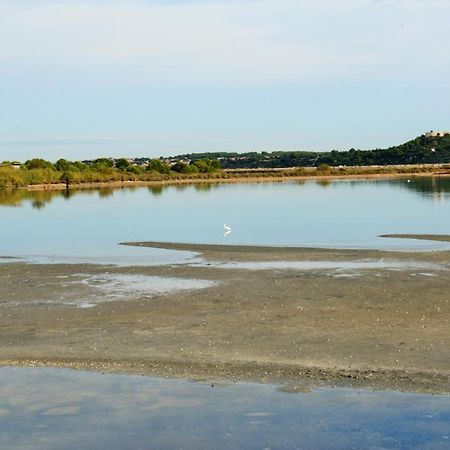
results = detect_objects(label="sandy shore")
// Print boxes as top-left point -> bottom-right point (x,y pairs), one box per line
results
1,242 -> 450,393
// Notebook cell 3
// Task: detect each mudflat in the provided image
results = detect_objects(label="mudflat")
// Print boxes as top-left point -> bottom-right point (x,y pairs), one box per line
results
1,241 -> 450,393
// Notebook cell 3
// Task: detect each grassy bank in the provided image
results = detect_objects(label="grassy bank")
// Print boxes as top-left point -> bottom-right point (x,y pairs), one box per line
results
1,163 -> 450,191
0,157 -> 222,189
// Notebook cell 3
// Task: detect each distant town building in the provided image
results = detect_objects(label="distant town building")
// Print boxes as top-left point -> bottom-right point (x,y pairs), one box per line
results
425,130 -> 450,138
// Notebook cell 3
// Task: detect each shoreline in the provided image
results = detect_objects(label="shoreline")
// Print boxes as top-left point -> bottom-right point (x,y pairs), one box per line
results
2,357 -> 449,394
380,234 -> 450,243
14,167 -> 450,192
121,239 -> 450,261
1,242 -> 450,394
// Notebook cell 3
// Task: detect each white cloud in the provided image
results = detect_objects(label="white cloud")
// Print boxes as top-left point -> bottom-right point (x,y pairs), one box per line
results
0,0 -> 449,85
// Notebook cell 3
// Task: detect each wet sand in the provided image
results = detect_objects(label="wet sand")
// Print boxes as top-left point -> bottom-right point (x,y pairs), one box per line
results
1,242 -> 450,393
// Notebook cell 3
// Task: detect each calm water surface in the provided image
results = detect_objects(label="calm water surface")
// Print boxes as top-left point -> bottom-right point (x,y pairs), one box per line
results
2,179 -> 450,448
1,177 -> 450,264
0,367 -> 449,450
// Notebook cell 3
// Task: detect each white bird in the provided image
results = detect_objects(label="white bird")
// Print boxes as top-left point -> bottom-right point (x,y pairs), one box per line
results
224,224 -> 232,236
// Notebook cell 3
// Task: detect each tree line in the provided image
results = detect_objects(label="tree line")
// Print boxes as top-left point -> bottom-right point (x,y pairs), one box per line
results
1,133 -> 449,188
0,157 -> 222,188
178,134 -> 450,169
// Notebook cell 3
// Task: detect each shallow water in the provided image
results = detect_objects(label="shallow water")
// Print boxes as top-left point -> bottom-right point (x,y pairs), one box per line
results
1,178 -> 450,265
198,259 -> 447,271
2,179 -> 450,448
2,272 -> 217,309
0,367 -> 449,450
75,273 -> 217,308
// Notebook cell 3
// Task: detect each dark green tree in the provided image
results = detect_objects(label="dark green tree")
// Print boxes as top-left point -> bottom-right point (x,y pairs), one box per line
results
92,158 -> 114,169
171,161 -> 188,173
24,158 -> 54,170
147,159 -> 170,174
55,159 -> 72,172
146,159 -> 171,174
115,158 -> 130,171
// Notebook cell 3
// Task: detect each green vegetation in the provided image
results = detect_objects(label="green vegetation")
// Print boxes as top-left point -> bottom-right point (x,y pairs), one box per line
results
179,133 -> 450,169
0,157 -> 222,189
1,133 -> 450,189
171,158 -> 220,174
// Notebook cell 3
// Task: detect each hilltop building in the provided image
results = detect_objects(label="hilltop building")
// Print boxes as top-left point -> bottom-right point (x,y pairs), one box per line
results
425,130 -> 450,138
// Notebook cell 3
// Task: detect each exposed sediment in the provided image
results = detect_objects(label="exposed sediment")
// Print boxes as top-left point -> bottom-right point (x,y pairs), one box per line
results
1,242 -> 450,393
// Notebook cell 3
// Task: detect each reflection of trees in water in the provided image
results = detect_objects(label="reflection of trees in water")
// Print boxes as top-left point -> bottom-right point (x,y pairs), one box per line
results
0,188 -> 109,208
174,184 -> 190,192
336,177 -> 450,200
403,177 -> 450,197
123,186 -> 139,193
0,190 -> 23,207
317,180 -> 332,188
0,190 -> 62,208
150,183 -> 218,195
98,188 -> 114,198
149,186 -> 163,196
31,200 -> 46,209
1,177 -> 449,208
62,189 -> 73,200
195,183 -> 220,192
0,185 -> 171,207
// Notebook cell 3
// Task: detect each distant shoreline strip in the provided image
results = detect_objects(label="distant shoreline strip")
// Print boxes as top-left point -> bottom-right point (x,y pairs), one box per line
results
380,234 -> 450,243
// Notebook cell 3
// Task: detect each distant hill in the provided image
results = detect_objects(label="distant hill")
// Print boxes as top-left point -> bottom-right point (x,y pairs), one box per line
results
175,133 -> 450,169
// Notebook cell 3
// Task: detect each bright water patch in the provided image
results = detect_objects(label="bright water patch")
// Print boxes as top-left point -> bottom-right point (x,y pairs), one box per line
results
81,273 -> 215,304
414,272 -> 439,277
66,273 -> 216,308
198,259 -> 446,271
0,247 -> 202,267
0,367 -> 449,450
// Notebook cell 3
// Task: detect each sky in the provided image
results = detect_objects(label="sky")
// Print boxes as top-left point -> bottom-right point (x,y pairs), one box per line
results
0,0 -> 449,161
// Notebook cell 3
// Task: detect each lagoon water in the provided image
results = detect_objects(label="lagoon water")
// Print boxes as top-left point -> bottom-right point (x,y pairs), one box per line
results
2,177 -> 450,448
1,177 -> 450,265
0,367 -> 449,450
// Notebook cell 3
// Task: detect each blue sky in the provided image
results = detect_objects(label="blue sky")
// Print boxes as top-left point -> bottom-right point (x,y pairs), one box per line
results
0,0 -> 449,161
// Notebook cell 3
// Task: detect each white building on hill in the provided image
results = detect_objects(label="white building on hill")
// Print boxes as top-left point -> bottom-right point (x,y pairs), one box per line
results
425,130 -> 450,138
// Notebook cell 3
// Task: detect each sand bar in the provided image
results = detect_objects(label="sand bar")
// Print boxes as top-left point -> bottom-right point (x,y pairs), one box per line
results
1,242 -> 450,393
381,234 -> 450,243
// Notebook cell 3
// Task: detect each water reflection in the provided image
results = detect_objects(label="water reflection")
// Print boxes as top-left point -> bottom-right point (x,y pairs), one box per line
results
317,179 -> 332,188
1,177 -> 450,209
0,188 -> 109,209
148,185 -> 163,196
0,367 -> 449,450
403,177 -> 450,201
0,189 -> 59,208
98,188 -> 114,198
174,184 -> 190,192
2,178 -> 450,260
194,183 -> 216,192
